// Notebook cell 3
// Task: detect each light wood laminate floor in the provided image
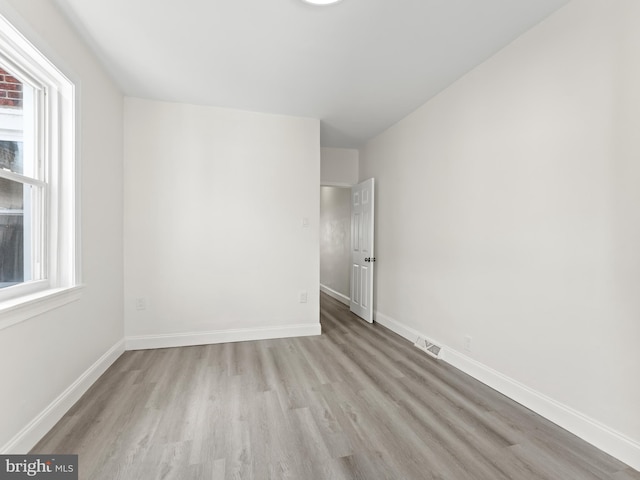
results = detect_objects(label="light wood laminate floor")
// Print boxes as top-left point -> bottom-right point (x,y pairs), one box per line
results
33,293 -> 639,479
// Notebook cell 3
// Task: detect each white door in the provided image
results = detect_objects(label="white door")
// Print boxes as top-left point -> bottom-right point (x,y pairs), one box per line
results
350,178 -> 375,323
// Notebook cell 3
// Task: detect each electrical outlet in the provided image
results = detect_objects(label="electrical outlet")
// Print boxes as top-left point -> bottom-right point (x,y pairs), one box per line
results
464,335 -> 472,352
299,291 -> 308,303
135,298 -> 147,311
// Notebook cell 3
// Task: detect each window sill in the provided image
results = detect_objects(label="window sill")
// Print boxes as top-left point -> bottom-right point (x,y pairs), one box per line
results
0,285 -> 84,331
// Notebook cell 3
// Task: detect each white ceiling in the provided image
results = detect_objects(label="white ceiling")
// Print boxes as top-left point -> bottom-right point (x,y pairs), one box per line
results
54,0 -> 569,147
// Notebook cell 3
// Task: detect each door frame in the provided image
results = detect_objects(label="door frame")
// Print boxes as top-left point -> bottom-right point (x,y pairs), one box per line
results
319,183 -> 354,307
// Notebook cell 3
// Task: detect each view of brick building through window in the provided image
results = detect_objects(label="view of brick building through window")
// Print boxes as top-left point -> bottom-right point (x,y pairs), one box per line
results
0,67 -> 23,108
0,66 -> 25,286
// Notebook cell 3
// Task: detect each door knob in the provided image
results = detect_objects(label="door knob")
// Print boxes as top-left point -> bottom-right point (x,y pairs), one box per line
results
364,257 -> 370,262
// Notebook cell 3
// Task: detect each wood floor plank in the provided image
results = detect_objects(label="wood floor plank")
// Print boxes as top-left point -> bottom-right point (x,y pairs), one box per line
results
30,292 -> 638,479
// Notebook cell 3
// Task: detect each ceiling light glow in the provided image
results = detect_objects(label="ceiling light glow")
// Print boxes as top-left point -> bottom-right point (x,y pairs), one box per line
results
301,0 -> 343,5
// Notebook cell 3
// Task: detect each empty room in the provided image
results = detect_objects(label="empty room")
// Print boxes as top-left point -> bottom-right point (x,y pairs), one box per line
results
0,0 -> 639,478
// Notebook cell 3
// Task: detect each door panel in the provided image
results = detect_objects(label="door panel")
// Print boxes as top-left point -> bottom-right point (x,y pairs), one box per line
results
350,178 -> 375,322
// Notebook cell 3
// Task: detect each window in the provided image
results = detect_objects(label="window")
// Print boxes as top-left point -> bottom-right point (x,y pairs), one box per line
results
0,67 -> 38,290
0,13 -> 78,325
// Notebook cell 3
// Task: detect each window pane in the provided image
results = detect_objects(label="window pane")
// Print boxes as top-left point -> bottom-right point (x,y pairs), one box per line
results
0,65 -> 35,177
0,177 -> 24,287
0,66 -> 23,109
0,140 -> 23,173
0,65 -> 39,290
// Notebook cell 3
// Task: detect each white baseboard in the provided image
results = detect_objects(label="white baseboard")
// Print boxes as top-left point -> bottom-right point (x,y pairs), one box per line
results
375,310 -> 423,343
374,310 -> 640,472
320,284 -> 350,306
1,339 -> 125,454
125,323 -> 322,351
443,348 -> 640,471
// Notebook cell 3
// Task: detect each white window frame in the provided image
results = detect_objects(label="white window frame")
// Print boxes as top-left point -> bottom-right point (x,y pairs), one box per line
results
0,13 -> 80,330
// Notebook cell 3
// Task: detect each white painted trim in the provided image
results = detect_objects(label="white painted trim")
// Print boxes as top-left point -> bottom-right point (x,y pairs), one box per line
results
443,348 -> 640,471
0,339 -> 125,454
126,323 -> 322,351
320,284 -> 350,306
374,309 -> 640,471
375,310 -> 425,343
0,285 -> 83,331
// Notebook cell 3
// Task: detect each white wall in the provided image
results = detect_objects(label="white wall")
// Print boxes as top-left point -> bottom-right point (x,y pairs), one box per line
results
124,98 -> 320,346
321,147 -> 358,186
360,0 -> 640,468
320,186 -> 351,302
0,1 -> 124,451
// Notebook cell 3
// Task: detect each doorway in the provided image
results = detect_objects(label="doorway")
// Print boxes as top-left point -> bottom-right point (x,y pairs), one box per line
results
319,185 -> 351,306
320,179 -> 375,323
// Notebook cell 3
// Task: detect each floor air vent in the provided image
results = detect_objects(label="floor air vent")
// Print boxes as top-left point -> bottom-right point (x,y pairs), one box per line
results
414,337 -> 442,359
